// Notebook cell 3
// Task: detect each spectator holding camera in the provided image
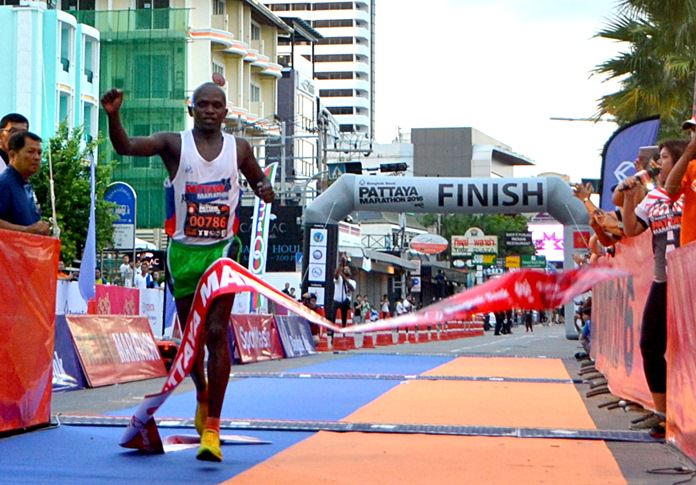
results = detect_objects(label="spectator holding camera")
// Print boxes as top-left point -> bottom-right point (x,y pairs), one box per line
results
330,257 -> 356,327
622,139 -> 686,438
573,182 -> 623,248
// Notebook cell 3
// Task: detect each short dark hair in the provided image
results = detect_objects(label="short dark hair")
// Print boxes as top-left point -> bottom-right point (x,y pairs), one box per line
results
1,113 -> 29,129
8,131 -> 42,152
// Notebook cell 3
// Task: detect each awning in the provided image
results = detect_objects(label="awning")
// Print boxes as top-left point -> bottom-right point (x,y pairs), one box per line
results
339,246 -> 418,273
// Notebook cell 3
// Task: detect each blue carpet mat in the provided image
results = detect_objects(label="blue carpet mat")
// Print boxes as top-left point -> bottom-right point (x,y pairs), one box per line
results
0,354 -> 453,484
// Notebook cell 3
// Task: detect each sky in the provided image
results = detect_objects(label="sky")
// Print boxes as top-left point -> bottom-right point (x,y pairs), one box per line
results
374,0 -> 623,182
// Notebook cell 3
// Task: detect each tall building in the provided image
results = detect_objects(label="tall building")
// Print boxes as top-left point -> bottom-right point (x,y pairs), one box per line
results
264,0 -> 375,138
62,0 -> 290,232
0,3 -> 100,142
411,127 -> 535,178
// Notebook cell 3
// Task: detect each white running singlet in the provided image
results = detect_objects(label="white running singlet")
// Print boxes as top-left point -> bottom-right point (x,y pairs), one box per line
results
170,130 -> 240,245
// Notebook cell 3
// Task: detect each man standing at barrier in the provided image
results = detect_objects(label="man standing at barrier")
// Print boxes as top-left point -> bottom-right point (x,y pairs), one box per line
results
0,113 -> 29,173
101,83 -> 274,462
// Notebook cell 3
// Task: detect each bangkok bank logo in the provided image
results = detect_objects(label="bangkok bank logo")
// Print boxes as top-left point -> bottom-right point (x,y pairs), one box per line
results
514,280 -> 533,301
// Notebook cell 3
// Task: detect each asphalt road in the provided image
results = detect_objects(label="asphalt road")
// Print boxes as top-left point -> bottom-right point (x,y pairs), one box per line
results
51,322 -> 694,484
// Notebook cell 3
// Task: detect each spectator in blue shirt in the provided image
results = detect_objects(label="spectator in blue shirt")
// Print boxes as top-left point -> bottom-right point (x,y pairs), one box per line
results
0,131 -> 49,235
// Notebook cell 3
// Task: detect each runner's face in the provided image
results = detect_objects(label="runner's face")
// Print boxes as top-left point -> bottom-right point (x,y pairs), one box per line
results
192,89 -> 227,131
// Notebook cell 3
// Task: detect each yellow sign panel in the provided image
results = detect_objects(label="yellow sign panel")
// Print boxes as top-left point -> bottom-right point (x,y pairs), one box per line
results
505,255 -> 521,268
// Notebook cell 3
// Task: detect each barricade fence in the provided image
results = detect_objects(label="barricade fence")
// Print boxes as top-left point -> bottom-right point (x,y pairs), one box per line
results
595,231 -> 696,461
0,230 -> 60,433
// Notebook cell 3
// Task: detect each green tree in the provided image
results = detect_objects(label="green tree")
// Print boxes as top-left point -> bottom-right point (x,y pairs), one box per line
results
420,213 -> 535,259
593,0 -> 696,138
33,123 -> 116,264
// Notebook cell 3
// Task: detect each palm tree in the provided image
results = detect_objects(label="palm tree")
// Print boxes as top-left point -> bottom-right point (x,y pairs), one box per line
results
594,0 -> 696,138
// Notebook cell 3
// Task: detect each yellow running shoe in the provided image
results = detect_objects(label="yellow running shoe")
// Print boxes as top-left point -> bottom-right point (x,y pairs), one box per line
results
197,429 -> 222,462
194,401 -> 208,437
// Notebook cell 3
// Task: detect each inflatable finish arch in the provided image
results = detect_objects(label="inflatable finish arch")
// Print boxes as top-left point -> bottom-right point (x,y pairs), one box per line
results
302,175 -> 590,339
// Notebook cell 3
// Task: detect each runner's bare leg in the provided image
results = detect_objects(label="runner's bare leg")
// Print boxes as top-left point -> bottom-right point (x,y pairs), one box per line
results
175,295 -> 207,396
204,293 -> 234,419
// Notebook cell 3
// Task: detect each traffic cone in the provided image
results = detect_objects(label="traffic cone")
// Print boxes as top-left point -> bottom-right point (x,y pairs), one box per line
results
316,330 -> 331,352
361,332 -> 376,348
397,328 -> 407,344
376,332 -> 393,346
332,333 -> 355,351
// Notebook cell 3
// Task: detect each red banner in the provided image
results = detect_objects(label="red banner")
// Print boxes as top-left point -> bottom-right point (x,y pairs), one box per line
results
592,232 -> 654,409
231,314 -> 284,364
666,241 -> 696,458
120,258 -> 626,453
66,315 -> 166,388
0,230 -> 59,433
88,284 -> 139,315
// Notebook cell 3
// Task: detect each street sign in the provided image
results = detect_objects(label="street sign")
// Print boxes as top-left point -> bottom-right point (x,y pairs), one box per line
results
521,255 -> 546,269
104,182 -> 137,250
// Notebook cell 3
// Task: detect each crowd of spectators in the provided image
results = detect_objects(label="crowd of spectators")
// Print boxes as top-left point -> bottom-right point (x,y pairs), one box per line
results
571,117 -> 696,439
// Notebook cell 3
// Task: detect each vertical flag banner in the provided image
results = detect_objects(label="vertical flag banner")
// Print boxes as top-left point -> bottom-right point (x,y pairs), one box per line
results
599,116 -> 660,211
248,162 -> 278,312
78,152 -> 96,302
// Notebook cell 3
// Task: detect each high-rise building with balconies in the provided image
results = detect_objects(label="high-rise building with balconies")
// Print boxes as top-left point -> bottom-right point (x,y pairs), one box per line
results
264,0 -> 375,138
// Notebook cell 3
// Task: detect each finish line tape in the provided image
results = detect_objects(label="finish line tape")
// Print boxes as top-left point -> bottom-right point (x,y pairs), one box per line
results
54,415 -> 658,443
227,371 -> 583,385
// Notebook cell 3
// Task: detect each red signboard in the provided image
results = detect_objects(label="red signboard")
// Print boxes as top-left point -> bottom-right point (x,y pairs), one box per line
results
0,230 -> 59,433
593,232 -> 653,409
231,314 -> 284,364
573,231 -> 591,249
66,315 -> 166,387
88,284 -> 139,315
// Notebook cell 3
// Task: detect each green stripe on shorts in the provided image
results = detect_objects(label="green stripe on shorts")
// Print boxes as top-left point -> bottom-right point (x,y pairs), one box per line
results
167,240 -> 231,299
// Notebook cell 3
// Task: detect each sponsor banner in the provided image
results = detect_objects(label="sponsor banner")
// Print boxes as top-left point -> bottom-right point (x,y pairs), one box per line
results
56,280 -> 89,316
90,284 -> 140,315
354,176 -> 546,213
231,314 -> 284,364
505,232 -> 533,247
347,264 -> 627,335
599,116 -> 660,210
238,179 -> 302,274
451,234 -> 498,256
140,288 -> 164,337
666,239 -> 696,458
593,232 -> 653,409
66,315 -> 166,388
0,230 -> 59,433
53,315 -> 88,391
120,258 -> 626,452
275,315 -> 317,358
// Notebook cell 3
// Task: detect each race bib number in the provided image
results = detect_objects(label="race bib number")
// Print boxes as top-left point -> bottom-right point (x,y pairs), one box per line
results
184,202 -> 229,238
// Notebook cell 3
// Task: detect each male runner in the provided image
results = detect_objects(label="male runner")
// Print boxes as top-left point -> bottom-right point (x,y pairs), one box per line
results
101,83 -> 274,462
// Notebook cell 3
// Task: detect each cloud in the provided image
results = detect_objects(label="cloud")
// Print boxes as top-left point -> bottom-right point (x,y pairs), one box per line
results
375,0 -> 621,181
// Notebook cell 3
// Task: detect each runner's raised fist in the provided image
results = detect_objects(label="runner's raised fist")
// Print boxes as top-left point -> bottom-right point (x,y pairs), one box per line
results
101,89 -> 124,114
